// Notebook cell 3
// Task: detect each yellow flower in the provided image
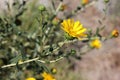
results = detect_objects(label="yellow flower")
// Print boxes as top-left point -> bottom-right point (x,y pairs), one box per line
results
111,29 -> 119,37
18,59 -> 23,64
25,77 -> 36,80
41,72 -> 56,80
61,19 -> 87,40
82,0 -> 89,5
51,68 -> 57,74
90,39 -> 101,49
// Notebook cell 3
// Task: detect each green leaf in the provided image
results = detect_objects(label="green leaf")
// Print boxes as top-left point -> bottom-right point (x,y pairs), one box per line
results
10,54 -> 22,63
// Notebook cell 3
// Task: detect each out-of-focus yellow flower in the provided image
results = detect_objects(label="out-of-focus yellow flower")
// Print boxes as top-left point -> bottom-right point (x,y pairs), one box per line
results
18,59 -> 23,64
111,29 -> 119,37
61,19 -> 87,40
41,72 -> 56,80
82,0 -> 89,5
25,77 -> 36,80
90,39 -> 101,49
51,68 -> 57,74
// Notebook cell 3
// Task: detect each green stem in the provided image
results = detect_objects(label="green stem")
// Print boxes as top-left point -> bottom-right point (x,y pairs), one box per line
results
55,2 -> 63,15
0,56 -> 64,68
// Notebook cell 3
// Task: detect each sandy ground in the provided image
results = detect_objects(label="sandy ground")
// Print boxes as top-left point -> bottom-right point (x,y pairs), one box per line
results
59,0 -> 120,80
54,0 -> 120,80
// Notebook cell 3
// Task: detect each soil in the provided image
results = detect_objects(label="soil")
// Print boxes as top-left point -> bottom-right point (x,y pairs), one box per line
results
59,0 -> 120,80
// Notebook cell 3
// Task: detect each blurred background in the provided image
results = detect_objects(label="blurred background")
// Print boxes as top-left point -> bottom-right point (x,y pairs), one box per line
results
0,0 -> 120,80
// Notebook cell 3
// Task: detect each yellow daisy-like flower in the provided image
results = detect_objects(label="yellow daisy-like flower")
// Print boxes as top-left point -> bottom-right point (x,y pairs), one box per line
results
111,29 -> 119,38
41,72 -> 56,80
61,19 -> 87,40
90,39 -> 101,49
25,77 -> 36,80
82,0 -> 89,5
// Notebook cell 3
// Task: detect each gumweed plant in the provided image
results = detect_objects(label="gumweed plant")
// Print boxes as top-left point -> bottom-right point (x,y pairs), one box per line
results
0,0 -> 119,80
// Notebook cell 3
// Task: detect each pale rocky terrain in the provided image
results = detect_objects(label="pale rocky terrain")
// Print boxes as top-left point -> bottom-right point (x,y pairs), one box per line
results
55,0 -> 120,80
60,0 -> 120,80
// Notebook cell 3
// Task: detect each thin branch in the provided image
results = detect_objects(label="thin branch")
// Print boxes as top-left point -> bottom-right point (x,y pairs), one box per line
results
37,56 -> 64,63
1,57 -> 39,68
55,2 -> 63,14
85,0 -> 97,8
1,56 -> 64,69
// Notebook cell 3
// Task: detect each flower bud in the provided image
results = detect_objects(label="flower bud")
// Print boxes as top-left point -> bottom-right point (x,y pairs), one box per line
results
52,17 -> 60,25
104,0 -> 109,3
60,4 -> 67,11
111,29 -> 119,38
51,68 -> 57,74
38,5 -> 46,11
82,0 -> 89,6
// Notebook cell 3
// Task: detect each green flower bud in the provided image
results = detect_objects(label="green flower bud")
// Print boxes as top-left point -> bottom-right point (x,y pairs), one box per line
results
104,0 -> 109,3
38,5 -> 46,11
52,17 -> 60,25
51,68 -> 57,74
70,49 -> 76,55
